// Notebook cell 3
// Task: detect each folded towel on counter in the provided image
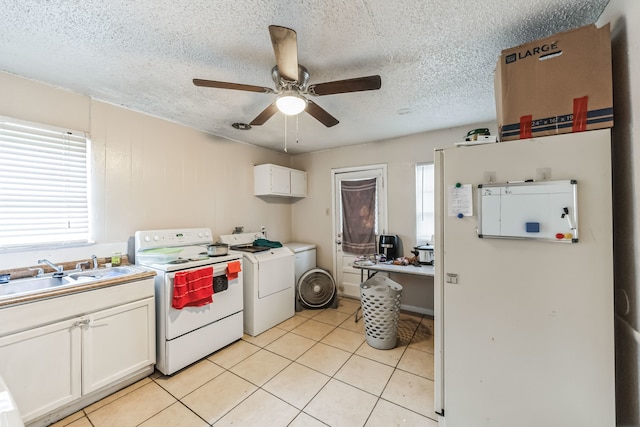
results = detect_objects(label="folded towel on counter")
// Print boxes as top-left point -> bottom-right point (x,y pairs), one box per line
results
226,260 -> 242,280
252,238 -> 282,248
172,266 -> 214,309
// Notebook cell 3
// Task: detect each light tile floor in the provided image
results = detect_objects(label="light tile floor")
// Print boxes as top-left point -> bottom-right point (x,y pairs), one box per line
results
50,297 -> 438,427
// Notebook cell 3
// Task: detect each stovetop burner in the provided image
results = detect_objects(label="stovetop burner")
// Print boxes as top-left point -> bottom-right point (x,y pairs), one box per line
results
167,258 -> 189,264
198,251 -> 228,258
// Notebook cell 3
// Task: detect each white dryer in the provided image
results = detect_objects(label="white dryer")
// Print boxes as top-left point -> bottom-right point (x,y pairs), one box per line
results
220,233 -> 295,336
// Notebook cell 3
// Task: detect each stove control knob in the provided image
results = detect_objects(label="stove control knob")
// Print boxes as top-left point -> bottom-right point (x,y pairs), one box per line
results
205,231 -> 210,237
153,235 -> 160,241
144,235 -> 150,242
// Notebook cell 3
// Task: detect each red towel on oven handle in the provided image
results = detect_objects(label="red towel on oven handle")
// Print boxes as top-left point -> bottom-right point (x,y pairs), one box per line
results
172,266 -> 214,309
226,260 -> 242,281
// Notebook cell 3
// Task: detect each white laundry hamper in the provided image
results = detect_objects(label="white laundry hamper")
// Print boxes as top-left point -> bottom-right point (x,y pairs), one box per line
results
359,275 -> 403,350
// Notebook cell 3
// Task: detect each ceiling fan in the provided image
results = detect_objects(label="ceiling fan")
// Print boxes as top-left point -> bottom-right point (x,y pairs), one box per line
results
193,25 -> 382,128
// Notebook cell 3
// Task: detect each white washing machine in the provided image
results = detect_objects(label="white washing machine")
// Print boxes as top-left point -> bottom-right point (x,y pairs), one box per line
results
220,233 -> 295,336
285,242 -> 338,311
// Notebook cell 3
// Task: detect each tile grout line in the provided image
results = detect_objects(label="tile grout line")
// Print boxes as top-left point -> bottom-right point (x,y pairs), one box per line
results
77,305 -> 433,427
147,376 -> 211,426
229,309 -> 376,426
281,309 -> 430,426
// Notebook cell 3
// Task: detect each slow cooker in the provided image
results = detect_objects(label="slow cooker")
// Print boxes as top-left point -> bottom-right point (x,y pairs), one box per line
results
412,244 -> 434,264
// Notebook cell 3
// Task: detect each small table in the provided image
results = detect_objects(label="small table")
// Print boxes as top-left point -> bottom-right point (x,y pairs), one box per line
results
352,262 -> 434,282
351,262 -> 435,322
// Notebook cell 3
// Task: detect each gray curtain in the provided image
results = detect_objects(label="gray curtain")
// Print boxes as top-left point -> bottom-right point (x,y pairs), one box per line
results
341,178 -> 376,254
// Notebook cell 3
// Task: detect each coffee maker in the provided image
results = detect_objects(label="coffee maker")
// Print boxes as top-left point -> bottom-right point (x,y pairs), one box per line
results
378,235 -> 399,261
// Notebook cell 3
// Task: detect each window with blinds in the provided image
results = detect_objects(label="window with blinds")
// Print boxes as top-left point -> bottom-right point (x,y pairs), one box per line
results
0,116 -> 90,248
416,163 -> 435,244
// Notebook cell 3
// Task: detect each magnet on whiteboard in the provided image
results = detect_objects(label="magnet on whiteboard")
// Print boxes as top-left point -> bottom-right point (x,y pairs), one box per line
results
526,222 -> 540,233
457,213 -> 464,219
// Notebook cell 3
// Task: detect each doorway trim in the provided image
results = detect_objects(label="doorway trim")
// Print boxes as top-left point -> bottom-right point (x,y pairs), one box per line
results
331,164 -> 388,296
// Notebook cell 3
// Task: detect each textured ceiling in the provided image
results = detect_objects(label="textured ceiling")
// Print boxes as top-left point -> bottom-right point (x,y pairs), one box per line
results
0,0 -> 609,154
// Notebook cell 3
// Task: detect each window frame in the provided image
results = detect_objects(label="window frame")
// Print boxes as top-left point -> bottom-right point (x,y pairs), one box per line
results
416,162 -> 435,245
0,115 -> 92,250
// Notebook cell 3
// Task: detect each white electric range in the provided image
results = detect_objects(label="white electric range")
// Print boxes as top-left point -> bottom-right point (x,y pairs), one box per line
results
134,228 -> 243,375
219,232 -> 295,336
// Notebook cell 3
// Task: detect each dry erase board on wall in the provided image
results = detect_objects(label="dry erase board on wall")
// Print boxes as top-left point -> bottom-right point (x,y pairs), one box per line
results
477,180 -> 578,242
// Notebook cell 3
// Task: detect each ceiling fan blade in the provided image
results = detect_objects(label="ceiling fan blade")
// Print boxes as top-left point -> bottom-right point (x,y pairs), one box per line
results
250,103 -> 279,126
308,75 -> 382,96
193,79 -> 274,94
306,100 -> 339,127
269,25 -> 298,82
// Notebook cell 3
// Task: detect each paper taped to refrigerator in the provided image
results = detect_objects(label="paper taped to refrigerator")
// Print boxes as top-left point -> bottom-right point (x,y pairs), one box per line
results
478,180 -> 578,242
447,184 -> 473,217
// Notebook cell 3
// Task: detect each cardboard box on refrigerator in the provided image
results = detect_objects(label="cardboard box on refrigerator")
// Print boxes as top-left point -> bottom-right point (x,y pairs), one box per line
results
495,23 -> 613,141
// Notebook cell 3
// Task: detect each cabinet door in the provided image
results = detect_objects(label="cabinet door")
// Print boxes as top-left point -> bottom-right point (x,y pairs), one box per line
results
82,298 -> 155,394
0,319 -> 81,423
290,169 -> 307,197
271,166 -> 291,194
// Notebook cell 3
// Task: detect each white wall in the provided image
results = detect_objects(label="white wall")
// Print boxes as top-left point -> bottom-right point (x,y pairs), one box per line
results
599,1 -> 640,425
290,123 -> 497,313
0,72 -> 295,269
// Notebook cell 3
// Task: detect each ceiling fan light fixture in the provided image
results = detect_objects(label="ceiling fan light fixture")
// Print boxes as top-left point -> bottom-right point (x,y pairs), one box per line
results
276,94 -> 307,115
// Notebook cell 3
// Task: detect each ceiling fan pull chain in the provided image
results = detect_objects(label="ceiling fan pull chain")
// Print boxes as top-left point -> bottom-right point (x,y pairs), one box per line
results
284,115 -> 288,152
296,115 -> 299,144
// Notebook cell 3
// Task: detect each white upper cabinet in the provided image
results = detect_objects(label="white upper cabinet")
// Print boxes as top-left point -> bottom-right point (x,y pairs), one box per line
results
254,164 -> 307,197
289,169 -> 307,197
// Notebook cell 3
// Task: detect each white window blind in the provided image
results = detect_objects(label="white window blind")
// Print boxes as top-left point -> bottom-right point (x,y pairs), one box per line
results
416,163 -> 435,244
0,116 -> 90,247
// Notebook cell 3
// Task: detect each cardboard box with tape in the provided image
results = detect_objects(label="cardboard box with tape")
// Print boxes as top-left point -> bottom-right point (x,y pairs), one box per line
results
495,23 -> 613,141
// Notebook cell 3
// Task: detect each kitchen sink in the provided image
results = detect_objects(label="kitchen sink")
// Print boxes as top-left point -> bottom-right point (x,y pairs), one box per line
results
0,265 -> 144,299
67,265 -> 140,281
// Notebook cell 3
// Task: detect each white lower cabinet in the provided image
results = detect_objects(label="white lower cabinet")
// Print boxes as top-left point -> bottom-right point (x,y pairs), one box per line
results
0,318 -> 82,421
0,278 -> 155,426
82,298 -> 155,394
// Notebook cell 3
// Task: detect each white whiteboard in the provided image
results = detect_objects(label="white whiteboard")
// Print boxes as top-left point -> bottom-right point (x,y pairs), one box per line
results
478,180 -> 578,242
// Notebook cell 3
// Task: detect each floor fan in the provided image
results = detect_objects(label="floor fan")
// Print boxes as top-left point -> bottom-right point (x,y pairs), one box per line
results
296,268 -> 338,311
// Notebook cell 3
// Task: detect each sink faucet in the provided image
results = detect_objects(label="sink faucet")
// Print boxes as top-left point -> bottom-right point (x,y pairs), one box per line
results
37,259 -> 65,278
75,261 -> 91,271
29,267 -> 44,278
76,255 -> 98,271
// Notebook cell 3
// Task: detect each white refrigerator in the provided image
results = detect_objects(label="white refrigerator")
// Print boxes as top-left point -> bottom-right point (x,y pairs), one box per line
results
434,129 -> 615,426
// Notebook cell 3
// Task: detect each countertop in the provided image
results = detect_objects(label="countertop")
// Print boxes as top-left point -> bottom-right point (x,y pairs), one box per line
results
0,267 -> 156,308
